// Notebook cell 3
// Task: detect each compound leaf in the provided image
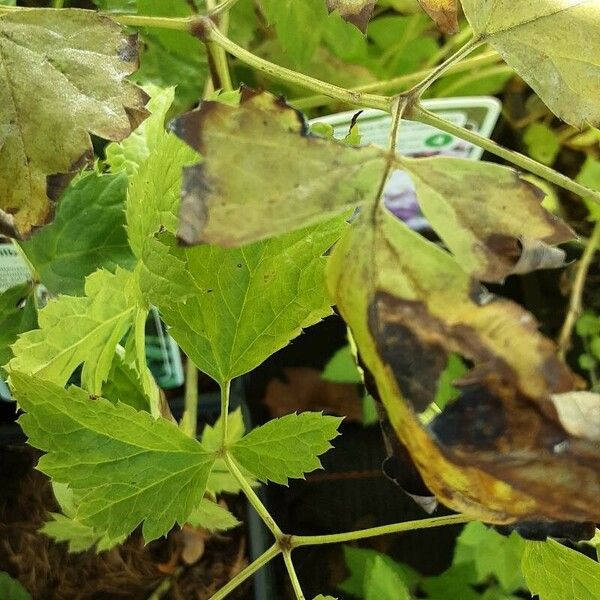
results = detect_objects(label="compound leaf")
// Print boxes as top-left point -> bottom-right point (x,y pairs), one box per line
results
230,412 -> 342,485
0,8 -> 148,238
8,268 -> 137,395
171,89 -> 386,247
13,372 -> 215,541
325,1 -> 376,32
20,172 -> 135,295
522,539 -> 600,600
417,0 -> 458,33
461,0 -> 600,127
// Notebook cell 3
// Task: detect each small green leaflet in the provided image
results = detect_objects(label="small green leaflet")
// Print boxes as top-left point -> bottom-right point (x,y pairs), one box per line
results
0,572 -> 31,600
9,268 -> 137,395
522,539 -> 600,600
13,373 -> 215,541
0,283 -> 37,373
322,345 -> 362,384
141,217 -> 348,386
314,596 -> 337,600
106,85 -> 176,177
20,172 -> 135,296
229,412 -> 342,485
523,123 -> 560,167
364,555 -> 411,600
186,498 -> 240,533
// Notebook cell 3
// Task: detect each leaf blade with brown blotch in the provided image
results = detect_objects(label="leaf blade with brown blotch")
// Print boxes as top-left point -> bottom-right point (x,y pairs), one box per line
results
325,0 -> 376,33
418,0 -> 459,33
0,9 -> 148,238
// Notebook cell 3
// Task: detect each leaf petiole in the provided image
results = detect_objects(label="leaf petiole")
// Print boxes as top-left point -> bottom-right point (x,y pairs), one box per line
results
283,551 -> 306,600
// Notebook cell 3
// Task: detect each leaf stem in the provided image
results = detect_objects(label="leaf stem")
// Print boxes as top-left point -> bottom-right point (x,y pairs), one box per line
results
291,514 -> 472,547
224,454 -> 283,537
424,25 -> 473,68
558,221 -> 600,358
220,380 -> 231,447
205,0 -> 233,91
113,14 -> 195,30
200,19 -> 391,111
182,358 -> 198,438
411,105 -> 600,205
209,0 -> 241,18
283,551 -> 306,600
291,50 -> 501,110
53,0 -> 65,8
208,543 -> 280,600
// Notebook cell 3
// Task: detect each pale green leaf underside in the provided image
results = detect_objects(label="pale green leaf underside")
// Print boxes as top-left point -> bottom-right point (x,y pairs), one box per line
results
230,412 -> 342,485
522,539 -> 600,600
461,0 -> 600,127
0,8 -> 148,238
186,498 -> 240,532
13,372 -> 215,541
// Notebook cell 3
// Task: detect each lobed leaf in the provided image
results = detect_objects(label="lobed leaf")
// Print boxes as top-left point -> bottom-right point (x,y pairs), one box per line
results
13,372 -> 215,541
461,0 -> 600,127
230,412 -> 343,485
186,498 -> 240,532
0,8 -> 148,238
364,555 -> 411,600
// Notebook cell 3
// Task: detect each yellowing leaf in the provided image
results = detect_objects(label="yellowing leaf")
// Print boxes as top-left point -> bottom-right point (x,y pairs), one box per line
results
326,0 -> 376,32
417,0 -> 458,33
461,0 -> 600,127
0,9 -> 148,238
328,206 -> 600,524
403,157 -> 574,281
170,89 -> 386,247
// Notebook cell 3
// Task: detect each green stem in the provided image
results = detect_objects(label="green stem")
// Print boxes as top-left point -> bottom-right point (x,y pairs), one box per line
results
291,514 -> 472,547
205,0 -> 233,91
182,358 -> 198,438
224,454 -> 283,537
208,543 -> 280,600
405,38 -> 481,98
283,551 -> 306,600
411,105 -> 600,205
112,13 -> 194,30
209,0 -> 241,17
201,19 -> 391,111
424,25 -> 473,68
291,50 -> 501,110
220,380 -> 231,447
558,221 -> 600,358
53,0 -> 65,8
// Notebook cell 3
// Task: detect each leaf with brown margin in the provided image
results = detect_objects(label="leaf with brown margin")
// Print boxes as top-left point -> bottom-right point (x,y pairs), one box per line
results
170,88 -> 387,247
402,157 -> 575,282
0,9 -> 148,239
328,205 -> 600,524
461,0 -> 600,128
417,0 -> 459,33
325,0 -> 376,33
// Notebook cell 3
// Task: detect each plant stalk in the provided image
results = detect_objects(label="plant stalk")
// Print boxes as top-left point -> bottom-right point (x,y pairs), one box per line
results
205,0 -> 233,91
209,0 -> 241,18
182,358 -> 198,438
220,380 -> 231,447
291,514 -> 472,547
283,551 -> 306,600
207,543 -> 280,600
558,221 -> 600,358
411,105 -> 600,205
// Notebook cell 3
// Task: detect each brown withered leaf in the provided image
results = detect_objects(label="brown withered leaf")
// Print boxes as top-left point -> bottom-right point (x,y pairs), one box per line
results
328,205 -> 600,525
0,9 -> 148,239
170,88 -> 387,246
403,157 -> 575,282
417,0 -> 459,34
326,0 -> 376,33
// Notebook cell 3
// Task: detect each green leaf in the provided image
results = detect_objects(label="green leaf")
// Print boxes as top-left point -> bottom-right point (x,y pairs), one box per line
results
576,158 -> 600,221
186,498 -> 240,532
313,596 -> 337,600
20,172 -> 135,296
0,283 -> 37,373
230,412 -> 342,485
41,513 -> 107,554
105,85 -> 175,176
364,555 -> 411,600
102,352 -> 150,412
454,522 -> 525,593
576,311 -> 600,338
433,353 -> 467,410
522,539 -> 600,600
579,353 -> 596,371
9,268 -> 137,395
126,130 -> 199,258
340,546 -> 420,597
92,0 -> 137,11
422,563 -> 480,600
171,90 -> 385,247
0,572 -> 31,600
322,346 -> 362,384
523,123 -> 561,167
142,217 -> 348,385
0,8 -> 147,239
461,1 -> 600,128
13,372 -> 215,541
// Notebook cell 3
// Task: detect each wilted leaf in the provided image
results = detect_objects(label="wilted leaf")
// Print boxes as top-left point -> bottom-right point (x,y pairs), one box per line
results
403,157 -> 574,281
328,205 -> 600,524
461,1 -> 600,127
550,392 -> 600,442
13,372 -> 215,541
326,0 -> 376,32
0,9 -> 148,238
417,0 -> 458,33
170,89 -> 386,247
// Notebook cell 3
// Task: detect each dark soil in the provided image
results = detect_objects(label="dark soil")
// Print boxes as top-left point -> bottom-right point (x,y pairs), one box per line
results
0,446 -> 251,600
